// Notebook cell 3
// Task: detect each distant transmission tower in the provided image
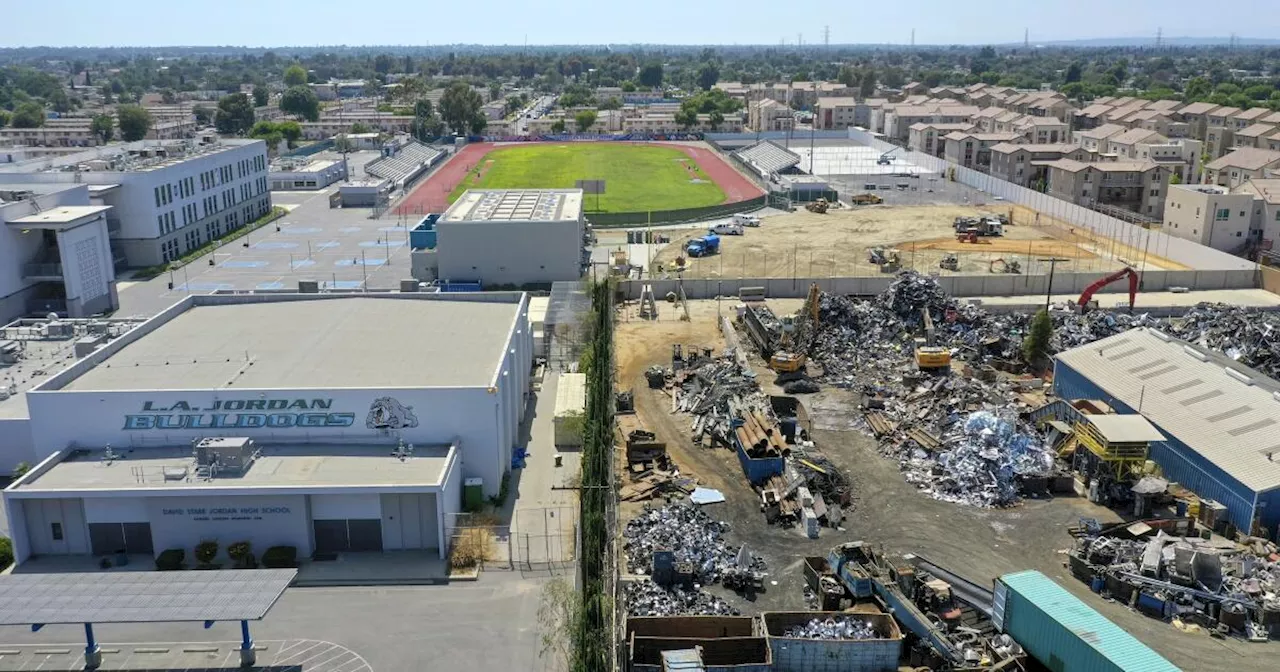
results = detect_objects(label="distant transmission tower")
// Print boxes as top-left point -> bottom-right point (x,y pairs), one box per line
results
1024,28 -> 1029,49
798,32 -> 803,48
911,29 -> 916,47
824,25 -> 830,48
1156,27 -> 1163,49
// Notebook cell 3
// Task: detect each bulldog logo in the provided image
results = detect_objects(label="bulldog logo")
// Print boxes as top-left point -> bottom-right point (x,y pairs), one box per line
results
365,397 -> 419,430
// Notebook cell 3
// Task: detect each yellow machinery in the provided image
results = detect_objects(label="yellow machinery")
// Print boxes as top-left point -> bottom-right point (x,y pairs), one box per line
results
769,283 -> 821,373
913,307 -> 952,372
1071,413 -> 1161,481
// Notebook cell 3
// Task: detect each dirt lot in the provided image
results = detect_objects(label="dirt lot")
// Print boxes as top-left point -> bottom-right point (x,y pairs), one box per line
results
614,298 -> 1276,671
650,204 -> 1178,278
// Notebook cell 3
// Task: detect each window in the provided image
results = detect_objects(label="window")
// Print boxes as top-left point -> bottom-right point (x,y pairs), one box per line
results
1216,208 -> 1231,221
51,522 -> 64,541
1237,231 -> 1243,237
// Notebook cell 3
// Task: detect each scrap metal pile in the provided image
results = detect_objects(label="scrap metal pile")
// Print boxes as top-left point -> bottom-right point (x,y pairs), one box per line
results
675,355 -> 770,447
1168,303 -> 1280,379
622,503 -> 765,616
904,411 -> 1054,507
1069,522 -> 1280,638
781,616 -> 878,640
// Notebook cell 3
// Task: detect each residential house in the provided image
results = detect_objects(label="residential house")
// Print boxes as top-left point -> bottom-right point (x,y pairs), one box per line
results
901,82 -> 929,95
971,107 -> 1007,133
1142,138 -> 1204,185
908,122 -> 978,156
1205,107 -> 1244,158
988,143 -> 1093,187
1204,148 -> 1280,188
1076,123 -> 1127,153
1232,108 -> 1272,131
1138,114 -> 1189,139
749,99 -> 794,132
1011,116 -> 1069,144
1162,183 -> 1260,251
816,82 -> 852,98
1235,179 -> 1280,248
1074,103 -> 1114,130
1043,159 -> 1170,219
1233,123 -> 1278,149
1145,100 -> 1182,114
1024,93 -> 1072,121
814,97 -> 859,130
928,86 -> 966,100
1103,128 -> 1166,159
942,132 -> 1022,170
1176,102 -> 1220,140
1265,130 -> 1280,153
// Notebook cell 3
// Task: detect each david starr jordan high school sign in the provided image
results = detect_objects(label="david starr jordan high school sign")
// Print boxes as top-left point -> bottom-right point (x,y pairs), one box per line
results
123,397 -> 420,431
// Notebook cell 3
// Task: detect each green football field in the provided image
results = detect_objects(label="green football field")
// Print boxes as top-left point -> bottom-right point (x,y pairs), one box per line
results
447,143 -> 726,213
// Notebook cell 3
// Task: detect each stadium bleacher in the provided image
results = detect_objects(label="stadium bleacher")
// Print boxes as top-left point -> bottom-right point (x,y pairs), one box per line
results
733,141 -> 801,178
365,141 -> 444,185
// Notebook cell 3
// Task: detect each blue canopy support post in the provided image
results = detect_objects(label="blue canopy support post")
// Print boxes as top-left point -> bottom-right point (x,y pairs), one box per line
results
83,622 -> 102,669
239,619 -> 256,667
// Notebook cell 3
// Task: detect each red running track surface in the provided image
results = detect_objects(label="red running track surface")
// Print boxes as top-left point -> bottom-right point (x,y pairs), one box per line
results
393,142 -> 493,216
393,141 -> 762,217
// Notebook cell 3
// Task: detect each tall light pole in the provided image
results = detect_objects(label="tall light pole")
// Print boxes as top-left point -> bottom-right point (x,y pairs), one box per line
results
1040,257 -> 1069,311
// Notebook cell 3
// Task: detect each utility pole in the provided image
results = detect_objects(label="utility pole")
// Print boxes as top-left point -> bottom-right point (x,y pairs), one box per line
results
1040,257 -> 1069,311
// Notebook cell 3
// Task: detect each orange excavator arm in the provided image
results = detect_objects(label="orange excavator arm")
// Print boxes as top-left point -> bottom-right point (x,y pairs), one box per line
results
1077,267 -> 1138,312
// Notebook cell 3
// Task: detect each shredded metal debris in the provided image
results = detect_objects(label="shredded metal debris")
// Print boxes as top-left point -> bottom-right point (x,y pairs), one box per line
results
623,579 -> 741,617
781,616 -> 879,640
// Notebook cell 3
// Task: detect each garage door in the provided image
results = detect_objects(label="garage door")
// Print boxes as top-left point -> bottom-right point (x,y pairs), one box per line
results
88,523 -> 154,556
380,494 -> 439,551
312,519 -> 383,553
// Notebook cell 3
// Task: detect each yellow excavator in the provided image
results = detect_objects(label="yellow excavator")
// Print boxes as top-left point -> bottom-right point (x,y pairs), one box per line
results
913,306 -> 952,373
770,283 -> 821,373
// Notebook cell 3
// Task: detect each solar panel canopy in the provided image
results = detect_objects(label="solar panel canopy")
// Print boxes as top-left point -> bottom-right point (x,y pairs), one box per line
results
0,569 -> 296,625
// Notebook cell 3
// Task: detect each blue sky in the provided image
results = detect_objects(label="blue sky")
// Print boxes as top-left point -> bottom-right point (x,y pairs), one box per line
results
7,0 -> 1280,47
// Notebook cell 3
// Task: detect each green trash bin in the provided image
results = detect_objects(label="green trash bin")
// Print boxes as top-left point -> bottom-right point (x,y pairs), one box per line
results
464,477 -> 484,511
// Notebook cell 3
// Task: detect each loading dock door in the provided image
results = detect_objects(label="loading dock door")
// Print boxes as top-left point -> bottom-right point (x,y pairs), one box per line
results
312,519 -> 383,553
88,523 -> 154,556
380,494 -> 439,551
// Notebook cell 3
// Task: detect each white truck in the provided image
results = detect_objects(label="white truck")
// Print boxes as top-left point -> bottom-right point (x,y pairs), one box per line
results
732,213 -> 762,227
711,221 -> 744,235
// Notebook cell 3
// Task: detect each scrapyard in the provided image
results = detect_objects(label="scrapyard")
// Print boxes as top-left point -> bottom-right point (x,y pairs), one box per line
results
612,262 -> 1280,671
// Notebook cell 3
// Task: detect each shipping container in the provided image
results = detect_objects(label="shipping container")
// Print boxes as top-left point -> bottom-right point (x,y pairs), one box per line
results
993,570 -> 1181,672
553,373 -> 586,447
762,612 -> 902,672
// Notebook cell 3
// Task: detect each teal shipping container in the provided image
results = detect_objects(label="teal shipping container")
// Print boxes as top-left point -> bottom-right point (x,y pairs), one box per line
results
993,570 -> 1181,672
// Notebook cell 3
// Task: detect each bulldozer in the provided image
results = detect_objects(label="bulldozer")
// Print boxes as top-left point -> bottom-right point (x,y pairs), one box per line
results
805,198 -> 830,214
769,283 -> 821,373
989,258 -> 1022,274
913,306 -> 952,373
938,253 -> 959,271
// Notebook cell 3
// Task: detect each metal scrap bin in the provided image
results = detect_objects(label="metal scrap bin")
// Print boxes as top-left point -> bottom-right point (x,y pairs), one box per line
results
762,612 -> 902,672
734,432 -> 784,484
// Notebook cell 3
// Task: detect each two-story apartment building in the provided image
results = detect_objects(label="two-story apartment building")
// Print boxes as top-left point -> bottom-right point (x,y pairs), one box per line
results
942,132 -> 1022,170
1204,148 -> 1280,189
813,97 -> 859,130
908,122 -> 978,156
749,99 -> 795,131
1043,159 -> 1170,219
988,143 -> 1093,187
1235,179 -> 1280,248
1076,123 -> 1127,153
1103,128 -> 1166,159
1162,183 -> 1261,252
1175,102 -> 1219,141
1011,116 -> 1069,144
1233,123 -> 1279,149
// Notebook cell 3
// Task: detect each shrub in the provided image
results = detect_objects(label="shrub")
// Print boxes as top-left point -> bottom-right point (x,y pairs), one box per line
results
262,545 -> 297,568
227,541 -> 254,568
449,528 -> 495,570
0,537 -> 13,571
194,540 -> 218,566
155,548 -> 185,571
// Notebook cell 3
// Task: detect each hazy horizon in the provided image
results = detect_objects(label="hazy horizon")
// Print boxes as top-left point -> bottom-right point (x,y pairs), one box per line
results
7,0 -> 1280,49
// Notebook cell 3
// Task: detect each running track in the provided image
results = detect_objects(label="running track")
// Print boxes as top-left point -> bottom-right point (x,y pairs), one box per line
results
393,141 -> 763,217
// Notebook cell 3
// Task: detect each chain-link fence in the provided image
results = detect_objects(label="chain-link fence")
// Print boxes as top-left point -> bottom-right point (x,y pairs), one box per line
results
446,506 -> 577,572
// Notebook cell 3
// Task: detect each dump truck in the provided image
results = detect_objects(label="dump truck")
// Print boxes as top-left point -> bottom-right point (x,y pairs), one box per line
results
685,234 -> 721,257
850,193 -> 883,205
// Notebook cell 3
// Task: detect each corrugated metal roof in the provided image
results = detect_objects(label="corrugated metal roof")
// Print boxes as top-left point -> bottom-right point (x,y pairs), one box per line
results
1000,571 -> 1181,672
1056,328 -> 1280,492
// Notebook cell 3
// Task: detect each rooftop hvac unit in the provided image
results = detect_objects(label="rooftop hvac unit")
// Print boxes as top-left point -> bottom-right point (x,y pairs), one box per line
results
194,437 -> 259,475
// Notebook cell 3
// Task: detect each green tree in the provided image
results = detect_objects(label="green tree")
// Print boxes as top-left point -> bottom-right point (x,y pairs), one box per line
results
411,112 -> 445,142
1022,308 -> 1053,365
350,121 -> 372,134
249,120 -> 284,151
550,118 -> 567,133
90,113 -> 114,143
1064,61 -> 1083,83
696,62 -> 719,91
638,62 -> 663,88
1169,171 -> 1183,185
160,88 -> 177,105
116,105 -> 152,142
283,64 -> 308,88
598,97 -> 621,111
193,105 -> 213,125
574,109 -> 597,132
10,101 -> 45,128
674,107 -> 698,129
277,120 -> 302,147
439,81 -> 484,135
252,85 -> 269,106
620,80 -> 637,92
215,93 -> 256,135
280,86 -> 320,122
0,110 -> 10,128
708,109 -> 724,131
859,68 -> 877,98
488,82 -> 502,102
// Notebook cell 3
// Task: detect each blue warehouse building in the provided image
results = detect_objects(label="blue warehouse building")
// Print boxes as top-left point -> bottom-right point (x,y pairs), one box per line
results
1054,327 -> 1280,538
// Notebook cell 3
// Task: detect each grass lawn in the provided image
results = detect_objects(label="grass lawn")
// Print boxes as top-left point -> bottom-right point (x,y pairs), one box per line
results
447,143 -> 726,213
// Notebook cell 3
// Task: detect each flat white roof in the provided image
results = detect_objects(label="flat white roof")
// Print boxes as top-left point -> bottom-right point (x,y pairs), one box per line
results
554,373 -> 585,417
443,189 -> 583,223
60,296 -> 519,391
14,442 -> 454,492
1057,328 -> 1280,492
8,205 -> 111,228
1084,414 -> 1165,443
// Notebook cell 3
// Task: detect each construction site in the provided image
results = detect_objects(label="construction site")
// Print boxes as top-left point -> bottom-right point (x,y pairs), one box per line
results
611,256 -> 1280,671
648,203 -> 1182,281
